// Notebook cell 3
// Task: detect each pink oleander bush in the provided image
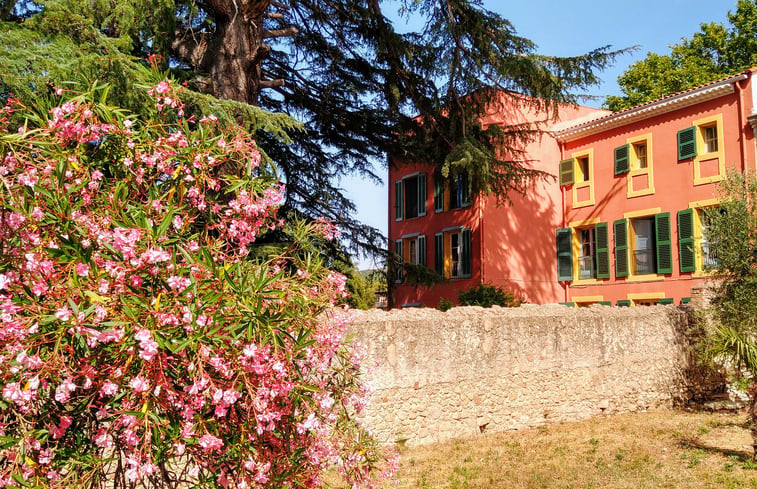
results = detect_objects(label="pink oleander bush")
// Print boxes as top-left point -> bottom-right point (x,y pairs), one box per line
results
0,81 -> 393,488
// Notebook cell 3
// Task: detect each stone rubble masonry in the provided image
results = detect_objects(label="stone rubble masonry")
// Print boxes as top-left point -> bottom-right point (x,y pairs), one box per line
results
349,304 -> 714,447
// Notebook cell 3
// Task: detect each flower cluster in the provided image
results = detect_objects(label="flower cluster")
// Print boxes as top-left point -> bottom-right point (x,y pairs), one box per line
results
0,83 -> 389,488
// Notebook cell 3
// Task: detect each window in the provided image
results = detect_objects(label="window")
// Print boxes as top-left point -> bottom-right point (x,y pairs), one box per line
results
434,228 -> 471,279
633,142 -> 647,169
631,217 -> 655,275
578,228 -> 595,279
433,172 -> 470,213
568,150 -> 594,208
678,204 -> 721,273
702,124 -> 718,153
394,235 -> 427,283
623,134 -> 654,197
394,173 -> 427,221
449,173 -> 469,210
679,114 -> 725,185
555,222 -> 609,282
614,212 -> 672,278
577,156 -> 590,182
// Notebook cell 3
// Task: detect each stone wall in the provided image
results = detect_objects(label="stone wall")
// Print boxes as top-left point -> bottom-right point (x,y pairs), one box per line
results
350,304 -> 711,446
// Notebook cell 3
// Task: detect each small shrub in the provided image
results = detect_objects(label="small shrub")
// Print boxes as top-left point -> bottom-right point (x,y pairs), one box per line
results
457,283 -> 523,308
438,298 -> 455,311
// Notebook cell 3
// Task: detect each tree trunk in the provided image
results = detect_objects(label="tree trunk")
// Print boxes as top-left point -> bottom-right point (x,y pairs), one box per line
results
199,1 -> 272,106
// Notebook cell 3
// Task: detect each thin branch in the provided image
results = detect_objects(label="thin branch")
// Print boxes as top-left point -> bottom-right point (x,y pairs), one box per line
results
263,26 -> 299,38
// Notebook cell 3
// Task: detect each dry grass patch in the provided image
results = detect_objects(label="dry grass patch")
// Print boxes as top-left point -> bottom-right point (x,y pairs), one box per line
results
336,410 -> 757,488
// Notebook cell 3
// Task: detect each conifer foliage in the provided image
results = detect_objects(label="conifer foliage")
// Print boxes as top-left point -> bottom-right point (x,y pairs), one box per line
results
0,0 -> 621,256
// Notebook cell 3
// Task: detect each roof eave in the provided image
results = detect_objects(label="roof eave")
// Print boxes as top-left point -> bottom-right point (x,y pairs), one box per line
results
554,73 -> 749,142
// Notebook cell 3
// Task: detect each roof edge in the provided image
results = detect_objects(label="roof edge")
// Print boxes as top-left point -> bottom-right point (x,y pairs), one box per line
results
554,72 -> 751,142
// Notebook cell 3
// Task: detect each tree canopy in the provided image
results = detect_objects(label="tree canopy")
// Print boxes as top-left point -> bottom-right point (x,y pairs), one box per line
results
605,0 -> 757,111
1,0 -> 622,260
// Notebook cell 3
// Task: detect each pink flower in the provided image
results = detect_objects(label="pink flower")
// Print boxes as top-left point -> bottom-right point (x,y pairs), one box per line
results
155,81 -> 170,94
198,434 -> 224,451
75,263 -> 89,277
167,276 -> 190,291
54,378 -> 76,403
129,376 -> 150,394
100,380 -> 119,396
55,306 -> 72,322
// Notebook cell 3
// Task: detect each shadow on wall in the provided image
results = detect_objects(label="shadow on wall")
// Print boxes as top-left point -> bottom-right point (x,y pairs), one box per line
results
485,184 -> 560,303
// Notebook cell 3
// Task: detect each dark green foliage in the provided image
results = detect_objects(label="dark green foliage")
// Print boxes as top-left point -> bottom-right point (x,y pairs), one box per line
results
606,0 -> 757,111
1,0 -> 623,261
704,171 -> 757,375
457,283 -> 522,308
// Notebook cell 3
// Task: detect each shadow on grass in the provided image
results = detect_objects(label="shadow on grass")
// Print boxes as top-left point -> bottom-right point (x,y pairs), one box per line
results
679,436 -> 753,462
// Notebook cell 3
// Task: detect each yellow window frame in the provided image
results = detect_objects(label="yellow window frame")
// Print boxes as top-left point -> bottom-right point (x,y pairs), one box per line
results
626,133 -> 655,198
692,114 -> 725,186
568,217 -> 601,284
622,207 -> 665,282
627,292 -> 666,306
688,198 -> 721,277
571,148 -> 595,208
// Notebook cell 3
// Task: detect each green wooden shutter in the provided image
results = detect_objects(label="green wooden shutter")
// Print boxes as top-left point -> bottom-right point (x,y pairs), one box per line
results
617,300 -> 631,307
418,173 -> 427,216
559,159 -> 574,186
677,209 -> 696,273
394,240 -> 403,283
659,298 -> 674,305
434,233 -> 444,275
614,144 -> 630,175
418,235 -> 426,266
677,127 -> 697,160
599,301 -> 612,306
461,228 -> 472,277
681,297 -> 691,304
614,219 -> 628,278
434,176 -> 443,212
655,212 -> 673,274
461,172 -> 470,205
394,180 -> 403,220
556,228 -> 573,281
595,222 -> 610,279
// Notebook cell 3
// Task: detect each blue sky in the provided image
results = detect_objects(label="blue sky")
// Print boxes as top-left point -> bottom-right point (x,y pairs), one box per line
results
344,0 -> 738,269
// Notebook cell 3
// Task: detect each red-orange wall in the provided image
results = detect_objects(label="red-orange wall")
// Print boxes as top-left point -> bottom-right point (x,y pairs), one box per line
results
561,72 -> 756,305
389,70 -> 757,308
390,95 -> 606,307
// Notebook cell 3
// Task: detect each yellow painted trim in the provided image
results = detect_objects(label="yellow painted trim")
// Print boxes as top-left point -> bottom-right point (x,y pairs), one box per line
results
572,279 -> 604,286
686,199 -> 722,273
568,217 -> 600,228
626,133 -> 655,198
621,208 -> 663,280
572,295 -> 604,302
623,207 -> 662,219
569,219 -> 603,283
628,292 -> 666,306
688,198 -> 721,209
692,114 -> 725,186
628,292 -> 666,300
571,148 -> 595,208
624,274 -> 665,283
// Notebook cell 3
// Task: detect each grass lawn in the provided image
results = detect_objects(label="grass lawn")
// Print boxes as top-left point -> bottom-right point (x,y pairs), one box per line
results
370,410 -> 757,489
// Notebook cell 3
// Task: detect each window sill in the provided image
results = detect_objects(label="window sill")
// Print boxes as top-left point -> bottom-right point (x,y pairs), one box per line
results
692,270 -> 718,278
624,274 -> 665,283
572,278 -> 604,286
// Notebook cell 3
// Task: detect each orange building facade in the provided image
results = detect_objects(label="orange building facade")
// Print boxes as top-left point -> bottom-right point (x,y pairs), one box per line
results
389,69 -> 757,308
